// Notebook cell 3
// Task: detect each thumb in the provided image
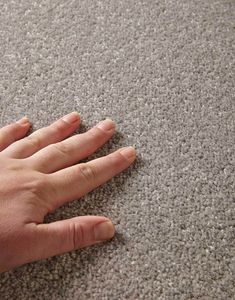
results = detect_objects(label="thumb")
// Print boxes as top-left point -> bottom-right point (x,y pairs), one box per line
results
32,216 -> 115,261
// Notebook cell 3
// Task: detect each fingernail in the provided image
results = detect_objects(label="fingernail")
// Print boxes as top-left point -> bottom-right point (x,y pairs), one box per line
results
17,116 -> 30,125
119,146 -> 136,161
62,112 -> 80,124
96,119 -> 115,131
94,221 -> 115,241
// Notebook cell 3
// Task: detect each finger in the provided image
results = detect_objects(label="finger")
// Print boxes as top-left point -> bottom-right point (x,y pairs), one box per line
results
30,216 -> 115,261
48,146 -> 136,209
0,117 -> 30,151
27,119 -> 115,173
1,112 -> 80,159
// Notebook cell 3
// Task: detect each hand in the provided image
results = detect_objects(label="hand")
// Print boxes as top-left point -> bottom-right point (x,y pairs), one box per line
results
0,112 -> 136,272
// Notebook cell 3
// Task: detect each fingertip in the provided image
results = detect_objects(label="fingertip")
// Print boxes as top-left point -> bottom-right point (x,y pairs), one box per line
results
16,116 -> 30,126
96,118 -> 116,132
119,146 -> 136,162
94,220 -> 115,242
62,111 -> 80,125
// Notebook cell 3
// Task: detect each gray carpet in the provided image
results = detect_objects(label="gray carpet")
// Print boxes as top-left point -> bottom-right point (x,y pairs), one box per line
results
0,0 -> 234,299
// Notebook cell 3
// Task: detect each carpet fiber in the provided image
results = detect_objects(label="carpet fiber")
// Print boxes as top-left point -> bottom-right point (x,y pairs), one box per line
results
0,0 -> 234,299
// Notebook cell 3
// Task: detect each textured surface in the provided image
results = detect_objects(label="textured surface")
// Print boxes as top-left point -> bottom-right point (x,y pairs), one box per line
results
0,0 -> 234,299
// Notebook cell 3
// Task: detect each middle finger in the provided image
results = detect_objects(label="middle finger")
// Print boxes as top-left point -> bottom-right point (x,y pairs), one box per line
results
25,119 -> 115,173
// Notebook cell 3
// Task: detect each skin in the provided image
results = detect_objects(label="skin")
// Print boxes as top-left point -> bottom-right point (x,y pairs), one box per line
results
0,112 -> 136,272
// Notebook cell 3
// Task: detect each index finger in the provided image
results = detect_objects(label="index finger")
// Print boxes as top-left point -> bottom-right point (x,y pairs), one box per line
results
47,147 -> 136,209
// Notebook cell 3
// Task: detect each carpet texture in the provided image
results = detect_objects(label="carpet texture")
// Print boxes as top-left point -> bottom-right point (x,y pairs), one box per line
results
0,0 -> 234,299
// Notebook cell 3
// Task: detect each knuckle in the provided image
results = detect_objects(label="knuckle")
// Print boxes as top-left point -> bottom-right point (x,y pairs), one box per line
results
55,119 -> 71,130
69,222 -> 85,250
88,127 -> 108,142
51,142 -> 69,157
116,152 -> 127,164
26,174 -> 54,213
27,174 -> 47,196
90,127 -> 104,138
49,120 -> 68,139
26,135 -> 42,149
78,164 -> 96,184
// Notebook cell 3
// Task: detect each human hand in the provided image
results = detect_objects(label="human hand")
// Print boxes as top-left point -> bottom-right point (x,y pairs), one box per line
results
0,112 -> 136,272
